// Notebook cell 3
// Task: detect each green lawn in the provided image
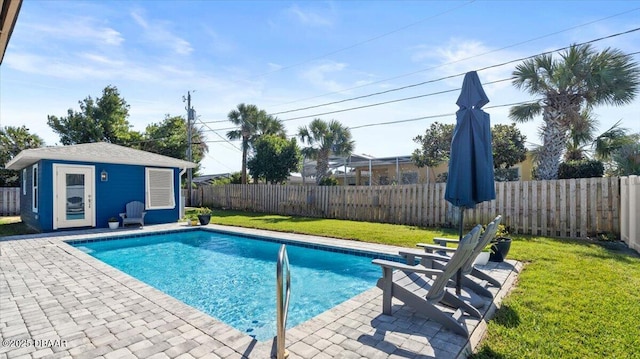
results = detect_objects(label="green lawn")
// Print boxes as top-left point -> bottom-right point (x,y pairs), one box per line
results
0,216 -> 38,237
199,209 -> 640,359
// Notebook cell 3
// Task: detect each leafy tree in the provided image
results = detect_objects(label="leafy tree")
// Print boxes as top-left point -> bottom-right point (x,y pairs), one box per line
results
412,122 -> 527,181
491,123 -> 527,169
247,135 -> 300,184
47,85 -> 140,145
0,126 -> 45,186
139,115 -> 208,176
509,44 -> 639,180
226,103 -> 286,184
492,123 -> 528,182
298,118 -> 354,185
411,122 -> 455,168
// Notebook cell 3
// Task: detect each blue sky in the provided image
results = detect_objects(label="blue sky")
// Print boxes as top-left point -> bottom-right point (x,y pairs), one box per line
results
1,1 -> 639,174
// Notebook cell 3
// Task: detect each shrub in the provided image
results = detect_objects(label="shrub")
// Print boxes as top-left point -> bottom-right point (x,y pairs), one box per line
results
557,159 -> 604,179
319,176 -> 338,186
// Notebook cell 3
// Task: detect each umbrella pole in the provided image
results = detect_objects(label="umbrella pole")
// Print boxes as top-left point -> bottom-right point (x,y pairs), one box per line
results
456,207 -> 464,296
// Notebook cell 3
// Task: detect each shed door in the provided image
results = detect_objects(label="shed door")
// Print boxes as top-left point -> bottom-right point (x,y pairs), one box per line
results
53,164 -> 95,229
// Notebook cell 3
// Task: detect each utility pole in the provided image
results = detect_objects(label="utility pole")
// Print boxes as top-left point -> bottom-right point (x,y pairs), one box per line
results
186,91 -> 193,206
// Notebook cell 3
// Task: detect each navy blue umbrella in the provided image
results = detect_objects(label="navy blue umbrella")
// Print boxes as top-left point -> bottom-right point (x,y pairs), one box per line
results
445,71 -> 496,294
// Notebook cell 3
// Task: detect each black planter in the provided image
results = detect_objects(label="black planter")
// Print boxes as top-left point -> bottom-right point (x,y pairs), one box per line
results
489,237 -> 512,262
197,214 -> 211,225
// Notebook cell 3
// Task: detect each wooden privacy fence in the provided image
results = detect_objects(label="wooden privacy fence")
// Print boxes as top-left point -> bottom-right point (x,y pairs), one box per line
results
0,187 -> 20,216
191,177 -> 620,239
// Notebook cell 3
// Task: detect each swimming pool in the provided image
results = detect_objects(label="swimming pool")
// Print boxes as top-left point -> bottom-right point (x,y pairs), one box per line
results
72,229 -> 384,341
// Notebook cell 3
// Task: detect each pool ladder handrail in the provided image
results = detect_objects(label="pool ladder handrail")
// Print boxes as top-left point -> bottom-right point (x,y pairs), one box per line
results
276,244 -> 291,359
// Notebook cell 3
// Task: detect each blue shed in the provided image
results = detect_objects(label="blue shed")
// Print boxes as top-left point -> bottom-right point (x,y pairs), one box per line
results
5,142 -> 196,232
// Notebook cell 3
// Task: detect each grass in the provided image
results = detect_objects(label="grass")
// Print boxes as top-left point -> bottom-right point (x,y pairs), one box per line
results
187,207 -> 461,247
0,216 -> 38,237
196,209 -> 640,359
4,209 -> 640,357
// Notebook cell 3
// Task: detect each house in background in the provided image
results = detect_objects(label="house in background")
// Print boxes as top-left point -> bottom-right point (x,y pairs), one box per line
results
332,153 -> 534,186
6,142 -> 196,232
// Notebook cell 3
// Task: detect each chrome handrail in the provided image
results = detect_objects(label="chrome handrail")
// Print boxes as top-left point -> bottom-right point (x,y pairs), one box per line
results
276,244 -> 291,359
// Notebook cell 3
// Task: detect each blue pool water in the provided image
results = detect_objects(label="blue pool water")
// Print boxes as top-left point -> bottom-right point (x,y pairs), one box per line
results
73,230 -> 381,341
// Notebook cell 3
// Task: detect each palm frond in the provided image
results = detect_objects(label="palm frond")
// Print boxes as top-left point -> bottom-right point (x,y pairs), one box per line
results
508,102 -> 542,123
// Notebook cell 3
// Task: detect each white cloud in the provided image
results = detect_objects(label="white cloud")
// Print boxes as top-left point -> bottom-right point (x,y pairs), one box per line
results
130,9 -> 193,56
25,19 -> 124,46
80,53 -> 125,67
301,61 -> 348,92
286,4 -> 333,27
201,25 -> 236,55
268,63 -> 284,71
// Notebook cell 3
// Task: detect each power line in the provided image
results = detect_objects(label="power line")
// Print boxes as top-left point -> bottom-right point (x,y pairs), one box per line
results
349,99 -> 540,130
196,118 -> 242,152
267,27 -> 640,119
267,7 -> 640,110
198,28 -> 640,133
199,47 -> 639,128
228,1 -> 476,82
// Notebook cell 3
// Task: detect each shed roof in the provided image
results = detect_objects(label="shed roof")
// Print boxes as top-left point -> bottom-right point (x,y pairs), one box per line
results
5,142 -> 197,170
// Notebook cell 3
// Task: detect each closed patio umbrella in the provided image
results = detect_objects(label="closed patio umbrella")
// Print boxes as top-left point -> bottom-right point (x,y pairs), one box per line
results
445,71 -> 496,294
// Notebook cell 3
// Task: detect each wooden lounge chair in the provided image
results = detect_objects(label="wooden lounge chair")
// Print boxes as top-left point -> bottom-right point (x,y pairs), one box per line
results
372,225 -> 482,337
119,201 -> 146,227
406,215 -> 503,293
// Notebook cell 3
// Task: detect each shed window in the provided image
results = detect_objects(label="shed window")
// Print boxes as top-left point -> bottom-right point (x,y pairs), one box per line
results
145,168 -> 175,209
32,164 -> 38,212
22,169 -> 26,195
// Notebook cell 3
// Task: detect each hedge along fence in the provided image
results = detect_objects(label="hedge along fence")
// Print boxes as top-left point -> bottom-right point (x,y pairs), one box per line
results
189,177 -> 620,239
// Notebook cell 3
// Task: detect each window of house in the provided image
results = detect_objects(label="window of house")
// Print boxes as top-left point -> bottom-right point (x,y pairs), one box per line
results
145,168 -> 175,209
401,172 -> 418,184
32,164 -> 38,212
495,167 -> 520,182
23,169 -> 26,195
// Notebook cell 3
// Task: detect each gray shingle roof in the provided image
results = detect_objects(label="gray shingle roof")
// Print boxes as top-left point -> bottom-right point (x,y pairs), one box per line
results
5,142 -> 197,170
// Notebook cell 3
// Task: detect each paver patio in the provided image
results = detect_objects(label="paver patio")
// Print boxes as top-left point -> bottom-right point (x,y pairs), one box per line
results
0,224 -> 520,359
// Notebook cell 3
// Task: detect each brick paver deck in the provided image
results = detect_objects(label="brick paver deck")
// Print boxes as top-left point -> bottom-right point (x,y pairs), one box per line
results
1,224 -> 520,359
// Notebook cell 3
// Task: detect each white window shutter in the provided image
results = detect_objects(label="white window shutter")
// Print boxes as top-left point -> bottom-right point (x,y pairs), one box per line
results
145,168 -> 175,209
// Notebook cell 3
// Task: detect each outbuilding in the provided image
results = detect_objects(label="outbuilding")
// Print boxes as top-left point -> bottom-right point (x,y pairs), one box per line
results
5,142 -> 196,232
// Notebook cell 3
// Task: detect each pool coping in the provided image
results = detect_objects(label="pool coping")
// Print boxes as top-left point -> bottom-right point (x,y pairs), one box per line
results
0,223 -> 521,359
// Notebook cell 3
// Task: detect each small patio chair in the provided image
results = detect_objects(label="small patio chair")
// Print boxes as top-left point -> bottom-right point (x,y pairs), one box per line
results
372,225 -> 482,337
119,201 -> 146,227
408,215 -> 503,291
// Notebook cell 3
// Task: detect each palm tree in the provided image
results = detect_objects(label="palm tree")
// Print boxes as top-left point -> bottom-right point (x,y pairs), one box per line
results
509,44 -> 639,180
609,137 -> 640,176
298,118 -> 354,185
227,103 -> 260,184
256,114 -> 286,139
227,104 -> 286,184
564,109 -> 599,161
